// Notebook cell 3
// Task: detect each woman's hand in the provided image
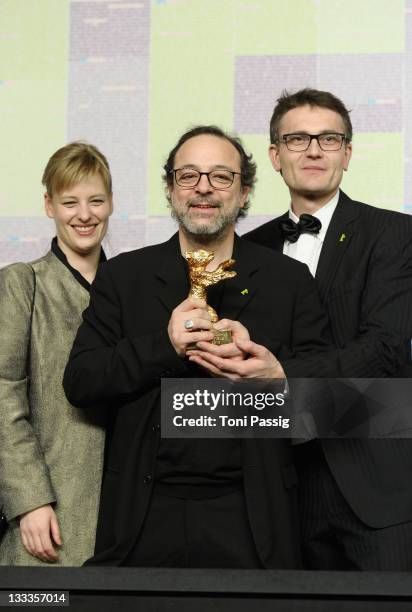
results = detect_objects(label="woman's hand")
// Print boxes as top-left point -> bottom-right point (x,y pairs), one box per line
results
19,504 -> 62,562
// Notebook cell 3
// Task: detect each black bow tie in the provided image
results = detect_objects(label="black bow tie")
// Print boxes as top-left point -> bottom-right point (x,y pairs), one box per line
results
279,214 -> 322,244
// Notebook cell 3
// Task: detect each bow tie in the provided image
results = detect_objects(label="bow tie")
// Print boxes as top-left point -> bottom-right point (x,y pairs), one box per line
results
279,214 -> 322,244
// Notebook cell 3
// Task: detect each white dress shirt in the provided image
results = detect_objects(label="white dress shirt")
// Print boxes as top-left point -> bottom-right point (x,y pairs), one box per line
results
283,192 -> 339,277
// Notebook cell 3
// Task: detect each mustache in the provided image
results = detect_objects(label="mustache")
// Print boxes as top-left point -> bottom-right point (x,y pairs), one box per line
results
187,197 -> 221,208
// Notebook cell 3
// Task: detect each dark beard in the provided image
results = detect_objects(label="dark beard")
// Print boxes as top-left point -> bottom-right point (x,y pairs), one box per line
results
170,196 -> 239,242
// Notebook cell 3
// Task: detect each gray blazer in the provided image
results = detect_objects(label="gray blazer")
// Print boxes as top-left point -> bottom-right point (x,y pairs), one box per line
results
0,250 -> 105,565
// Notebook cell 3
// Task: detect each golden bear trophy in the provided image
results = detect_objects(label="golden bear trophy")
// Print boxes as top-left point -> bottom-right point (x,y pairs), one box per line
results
184,249 -> 236,346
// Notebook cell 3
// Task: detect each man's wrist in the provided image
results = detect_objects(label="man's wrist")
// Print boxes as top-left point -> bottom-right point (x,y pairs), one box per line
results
273,360 -> 286,379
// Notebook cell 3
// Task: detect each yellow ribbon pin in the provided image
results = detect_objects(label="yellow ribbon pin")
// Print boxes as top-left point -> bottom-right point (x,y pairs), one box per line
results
339,233 -> 346,242
241,288 -> 249,295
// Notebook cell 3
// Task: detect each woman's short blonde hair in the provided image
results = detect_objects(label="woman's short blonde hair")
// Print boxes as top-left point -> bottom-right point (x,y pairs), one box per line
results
42,141 -> 112,197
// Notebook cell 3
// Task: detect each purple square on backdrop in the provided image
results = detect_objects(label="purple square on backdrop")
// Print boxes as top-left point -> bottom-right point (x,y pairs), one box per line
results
234,55 -> 317,135
70,1 -> 150,61
235,53 -> 402,135
318,53 -> 403,133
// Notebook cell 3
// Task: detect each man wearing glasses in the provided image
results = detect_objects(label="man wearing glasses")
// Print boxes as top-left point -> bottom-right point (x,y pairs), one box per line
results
243,88 -> 412,570
64,124 -> 333,568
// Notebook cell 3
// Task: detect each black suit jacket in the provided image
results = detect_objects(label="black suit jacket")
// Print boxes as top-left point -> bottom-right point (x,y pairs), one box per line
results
64,233 -> 332,567
244,190 -> 412,527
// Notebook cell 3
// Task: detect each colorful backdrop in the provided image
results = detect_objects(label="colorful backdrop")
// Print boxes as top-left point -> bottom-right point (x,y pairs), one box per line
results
1,0 -> 410,265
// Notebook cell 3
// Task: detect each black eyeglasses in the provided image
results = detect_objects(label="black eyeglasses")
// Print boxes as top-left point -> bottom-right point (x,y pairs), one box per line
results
279,133 -> 347,152
171,168 -> 241,189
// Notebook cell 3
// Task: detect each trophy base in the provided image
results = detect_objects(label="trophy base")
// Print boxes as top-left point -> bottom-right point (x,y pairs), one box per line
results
212,329 -> 232,346
187,329 -> 233,351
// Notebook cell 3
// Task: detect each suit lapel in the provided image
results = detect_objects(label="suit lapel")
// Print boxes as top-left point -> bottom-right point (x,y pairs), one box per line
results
219,235 -> 260,321
269,213 -> 287,252
155,233 -> 190,314
262,212 -> 288,252
315,191 -> 358,302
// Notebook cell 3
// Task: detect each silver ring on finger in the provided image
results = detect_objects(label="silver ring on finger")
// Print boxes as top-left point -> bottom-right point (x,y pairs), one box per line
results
184,319 -> 194,330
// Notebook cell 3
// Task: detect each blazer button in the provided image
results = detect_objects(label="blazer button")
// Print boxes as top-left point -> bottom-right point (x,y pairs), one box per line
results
143,474 -> 152,485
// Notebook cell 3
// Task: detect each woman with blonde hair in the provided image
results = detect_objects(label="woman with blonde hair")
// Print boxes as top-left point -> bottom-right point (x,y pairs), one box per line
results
0,142 -> 113,565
